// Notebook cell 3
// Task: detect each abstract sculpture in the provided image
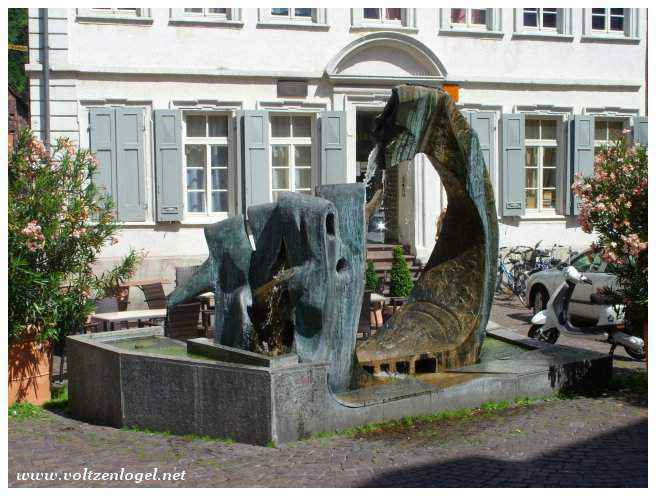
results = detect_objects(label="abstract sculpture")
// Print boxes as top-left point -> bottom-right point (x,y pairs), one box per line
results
168,185 -> 365,393
357,84 -> 499,375
169,84 -> 497,393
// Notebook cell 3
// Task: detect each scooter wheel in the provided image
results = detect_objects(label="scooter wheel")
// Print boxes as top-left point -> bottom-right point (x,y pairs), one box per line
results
625,346 -> 646,361
528,325 -> 559,344
528,324 -> 540,339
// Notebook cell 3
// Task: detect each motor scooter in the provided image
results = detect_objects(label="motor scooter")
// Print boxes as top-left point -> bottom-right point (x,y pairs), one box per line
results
529,265 -> 645,360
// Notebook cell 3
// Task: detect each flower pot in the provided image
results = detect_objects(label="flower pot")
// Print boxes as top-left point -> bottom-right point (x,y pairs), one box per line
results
8,336 -> 53,406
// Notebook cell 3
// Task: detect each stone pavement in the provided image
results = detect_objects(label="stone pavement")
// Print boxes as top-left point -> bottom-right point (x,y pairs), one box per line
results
8,383 -> 647,487
10,300 -> 647,488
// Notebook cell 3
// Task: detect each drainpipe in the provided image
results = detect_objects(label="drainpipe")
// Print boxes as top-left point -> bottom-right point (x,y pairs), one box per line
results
40,8 -> 50,147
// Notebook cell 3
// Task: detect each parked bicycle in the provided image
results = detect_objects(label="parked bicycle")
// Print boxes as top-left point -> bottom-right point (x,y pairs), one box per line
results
495,246 -> 531,304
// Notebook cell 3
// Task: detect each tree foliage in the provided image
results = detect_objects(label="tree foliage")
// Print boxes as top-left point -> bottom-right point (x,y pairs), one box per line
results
389,246 -> 414,297
9,8 -> 28,97
572,134 -> 648,329
365,259 -> 380,292
9,130 -> 142,342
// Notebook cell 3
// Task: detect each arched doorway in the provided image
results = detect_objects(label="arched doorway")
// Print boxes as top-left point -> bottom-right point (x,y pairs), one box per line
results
325,32 -> 448,257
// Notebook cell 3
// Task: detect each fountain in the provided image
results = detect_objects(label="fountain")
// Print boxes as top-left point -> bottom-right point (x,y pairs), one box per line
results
68,86 -> 611,445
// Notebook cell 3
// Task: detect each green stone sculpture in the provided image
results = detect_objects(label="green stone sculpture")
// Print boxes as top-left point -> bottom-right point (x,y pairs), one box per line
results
168,185 -> 365,392
357,85 -> 499,375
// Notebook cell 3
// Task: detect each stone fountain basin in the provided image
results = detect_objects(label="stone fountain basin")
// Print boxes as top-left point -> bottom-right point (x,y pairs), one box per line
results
67,324 -> 611,446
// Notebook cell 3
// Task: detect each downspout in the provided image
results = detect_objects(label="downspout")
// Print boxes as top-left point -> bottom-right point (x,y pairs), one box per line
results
40,8 -> 50,147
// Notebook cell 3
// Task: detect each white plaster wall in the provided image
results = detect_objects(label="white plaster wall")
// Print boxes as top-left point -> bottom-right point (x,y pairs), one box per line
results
26,8 -> 647,275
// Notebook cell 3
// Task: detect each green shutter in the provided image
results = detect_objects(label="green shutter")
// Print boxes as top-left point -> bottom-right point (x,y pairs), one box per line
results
320,111 -> 347,185
569,115 -> 595,215
634,116 -> 648,147
115,107 -> 146,221
154,109 -> 183,221
89,107 -> 117,208
242,110 -> 270,208
501,113 -> 525,217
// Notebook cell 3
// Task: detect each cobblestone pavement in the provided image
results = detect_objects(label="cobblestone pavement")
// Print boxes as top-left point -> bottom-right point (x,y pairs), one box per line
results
9,385 -> 647,488
10,301 -> 647,488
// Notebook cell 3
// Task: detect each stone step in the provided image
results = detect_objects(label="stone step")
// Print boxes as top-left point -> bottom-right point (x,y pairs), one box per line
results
367,251 -> 416,262
373,261 -> 423,272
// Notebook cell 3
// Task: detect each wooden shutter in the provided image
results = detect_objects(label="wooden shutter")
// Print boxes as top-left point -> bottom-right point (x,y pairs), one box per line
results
115,107 -> 146,221
468,111 -> 496,176
154,109 -> 183,221
634,116 -> 648,147
89,107 -> 117,206
242,110 -> 270,208
319,111 -> 347,185
569,115 -> 595,215
501,113 -> 526,217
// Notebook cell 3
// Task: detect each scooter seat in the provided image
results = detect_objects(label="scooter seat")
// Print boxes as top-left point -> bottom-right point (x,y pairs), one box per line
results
590,293 -> 620,305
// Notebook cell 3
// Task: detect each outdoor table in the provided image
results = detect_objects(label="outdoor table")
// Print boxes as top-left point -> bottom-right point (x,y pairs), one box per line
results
91,308 -> 167,332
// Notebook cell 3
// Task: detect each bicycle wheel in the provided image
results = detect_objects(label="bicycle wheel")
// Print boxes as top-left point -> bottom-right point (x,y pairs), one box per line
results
513,269 -> 529,305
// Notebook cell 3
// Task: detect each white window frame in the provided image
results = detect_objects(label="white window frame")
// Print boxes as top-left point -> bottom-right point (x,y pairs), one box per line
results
439,9 -> 502,37
258,8 -> 327,28
591,8 -> 625,35
520,8 -> 558,31
268,113 -> 315,201
524,118 -> 560,215
76,8 -> 153,24
513,8 -> 572,38
352,8 -> 416,31
448,8 -> 489,30
582,8 -> 640,40
169,8 -> 243,26
182,111 -> 232,219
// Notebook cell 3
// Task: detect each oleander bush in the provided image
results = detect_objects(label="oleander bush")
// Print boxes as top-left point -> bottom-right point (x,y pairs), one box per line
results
9,130 -> 140,343
572,133 -> 647,333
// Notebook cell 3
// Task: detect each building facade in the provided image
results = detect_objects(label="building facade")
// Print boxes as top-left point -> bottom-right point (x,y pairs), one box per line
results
27,8 -> 648,281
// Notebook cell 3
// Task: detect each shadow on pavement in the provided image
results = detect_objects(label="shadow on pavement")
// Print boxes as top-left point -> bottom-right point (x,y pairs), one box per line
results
359,419 -> 647,488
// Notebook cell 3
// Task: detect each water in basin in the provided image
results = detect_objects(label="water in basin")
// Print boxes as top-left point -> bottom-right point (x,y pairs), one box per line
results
110,336 -> 219,362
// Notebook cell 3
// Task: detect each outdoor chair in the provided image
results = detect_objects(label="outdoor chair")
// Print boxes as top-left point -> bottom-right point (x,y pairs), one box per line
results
140,282 -> 167,309
164,302 -> 202,342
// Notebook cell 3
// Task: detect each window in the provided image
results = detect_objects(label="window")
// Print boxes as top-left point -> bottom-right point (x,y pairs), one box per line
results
91,8 -> 140,16
591,8 -> 625,33
183,113 -> 230,214
259,8 -> 325,26
183,8 -> 229,19
522,8 -> 558,30
363,8 -> 403,23
269,114 -> 313,201
594,118 -> 627,153
450,8 -> 487,28
271,8 -> 313,20
170,8 -> 242,25
525,119 -> 559,212
583,8 -> 639,39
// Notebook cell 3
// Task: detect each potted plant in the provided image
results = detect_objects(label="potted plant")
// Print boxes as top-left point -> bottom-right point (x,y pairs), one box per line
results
572,132 -> 648,361
389,245 -> 414,298
8,131 -> 139,405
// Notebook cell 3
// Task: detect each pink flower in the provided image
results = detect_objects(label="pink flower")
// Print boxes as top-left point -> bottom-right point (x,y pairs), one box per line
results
72,227 -> 87,238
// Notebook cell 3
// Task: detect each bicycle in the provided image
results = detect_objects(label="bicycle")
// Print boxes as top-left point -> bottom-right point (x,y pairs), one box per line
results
495,246 -> 530,304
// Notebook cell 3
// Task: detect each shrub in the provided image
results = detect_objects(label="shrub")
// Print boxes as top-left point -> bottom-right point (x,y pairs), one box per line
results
389,246 -> 414,297
9,130 -> 141,343
571,134 -> 647,331
365,259 -> 380,292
